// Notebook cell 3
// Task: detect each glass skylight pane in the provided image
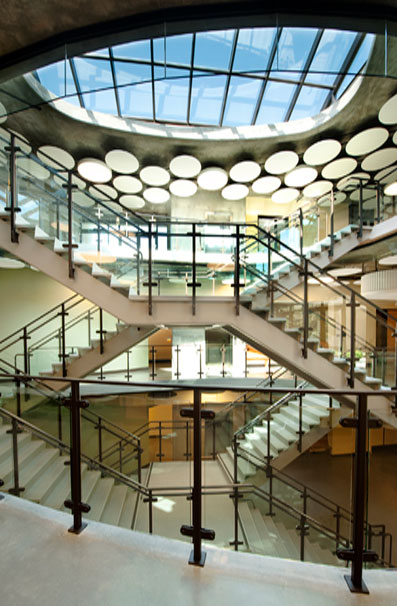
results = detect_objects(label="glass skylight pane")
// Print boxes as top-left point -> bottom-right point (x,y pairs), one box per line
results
155,67 -> 190,122
272,27 -> 318,74
255,80 -> 296,124
336,34 -> 375,98
113,40 -> 151,61
222,76 -> 262,126
306,30 -> 357,86
81,89 -> 118,114
73,58 -> 113,93
36,60 -> 77,97
153,34 -> 193,66
233,28 -> 277,73
118,82 -> 153,119
114,61 -> 152,87
190,74 -> 228,124
289,85 -> 330,121
194,30 -> 235,70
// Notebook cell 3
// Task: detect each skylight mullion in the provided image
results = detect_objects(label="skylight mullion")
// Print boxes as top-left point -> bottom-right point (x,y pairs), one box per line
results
323,33 -> 365,109
150,38 -> 156,121
109,48 -> 122,117
284,29 -> 323,122
187,33 -> 196,124
69,58 -> 84,108
251,27 -> 282,125
219,30 -> 239,126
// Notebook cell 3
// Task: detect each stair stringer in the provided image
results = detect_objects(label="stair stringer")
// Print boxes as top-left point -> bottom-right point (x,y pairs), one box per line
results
42,325 -> 158,391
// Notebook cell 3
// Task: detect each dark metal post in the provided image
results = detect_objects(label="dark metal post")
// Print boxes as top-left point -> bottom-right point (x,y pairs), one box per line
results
157,422 -> 163,461
62,171 -> 77,279
15,377 -> 22,417
6,134 -> 19,243
64,382 -> 90,534
96,308 -> 106,355
8,417 -> 25,496
148,489 -> 154,534
230,434 -> 243,551
198,345 -> 204,378
212,421 -> 216,460
348,292 -> 356,388
376,183 -> 381,224
302,258 -> 309,359
297,391 -> 303,452
57,402 -> 63,445
358,180 -> 363,239
191,224 -> 197,315
329,188 -> 335,258
175,345 -> 181,379
136,235 -> 141,295
137,441 -> 142,484
299,208 -> 304,259
334,505 -> 341,551
59,303 -> 68,377
22,327 -> 30,374
98,417 -> 103,463
185,421 -> 190,461
150,346 -> 156,380
220,344 -> 226,378
267,232 -> 271,285
244,345 -> 248,378
191,389 -> 205,564
148,223 -> 153,315
234,225 -> 240,315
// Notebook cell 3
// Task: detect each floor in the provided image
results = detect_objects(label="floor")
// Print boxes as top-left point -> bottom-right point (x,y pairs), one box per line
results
1,494 -> 396,606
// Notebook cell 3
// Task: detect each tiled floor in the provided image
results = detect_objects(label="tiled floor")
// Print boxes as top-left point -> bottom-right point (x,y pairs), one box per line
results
0,494 -> 396,606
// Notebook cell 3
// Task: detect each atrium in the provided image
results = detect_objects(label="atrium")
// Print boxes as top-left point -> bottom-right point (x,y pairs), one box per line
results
0,1 -> 396,604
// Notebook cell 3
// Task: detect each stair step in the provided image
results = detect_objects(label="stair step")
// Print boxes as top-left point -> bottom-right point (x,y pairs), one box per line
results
24,455 -> 69,502
43,464 -> 87,509
101,485 -> 128,526
82,469 -> 101,502
249,507 -> 285,558
15,446 -> 58,490
0,439 -> 46,484
267,317 -> 287,327
119,490 -> 139,529
238,501 -> 266,553
84,477 -> 115,520
284,328 -> 301,340
274,521 -> 300,559
0,431 -> 30,464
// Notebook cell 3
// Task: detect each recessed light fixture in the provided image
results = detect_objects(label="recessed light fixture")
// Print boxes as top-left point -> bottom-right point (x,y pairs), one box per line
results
143,187 -> 170,204
329,267 -> 361,277
229,160 -> 261,183
105,149 -> 139,174
77,158 -> 112,183
119,195 -> 145,209
303,139 -> 341,166
54,172 -> 86,190
374,166 -> 397,184
221,184 -> 249,200
322,158 -> 357,180
384,181 -> 397,196
346,127 -> 389,157
265,151 -> 299,175
285,165 -> 317,188
303,180 -> 333,198
272,188 -> 299,204
140,166 -> 170,187
89,184 -> 118,200
113,175 -> 143,194
308,275 -> 335,285
0,258 -> 25,269
73,191 -> 95,207
37,145 -> 75,170
169,179 -> 197,197
17,157 -> 50,181
197,167 -> 228,191
169,155 -> 201,178
379,255 -> 397,266
252,176 -> 281,194
361,148 -> 397,172
378,93 -> 397,125
336,172 -> 370,191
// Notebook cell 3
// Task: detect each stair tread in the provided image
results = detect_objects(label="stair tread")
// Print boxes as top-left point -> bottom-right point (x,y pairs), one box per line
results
18,448 -> 59,489
84,477 -> 114,520
24,455 -> 69,502
43,464 -> 87,509
101,485 -> 128,526
119,490 -> 139,529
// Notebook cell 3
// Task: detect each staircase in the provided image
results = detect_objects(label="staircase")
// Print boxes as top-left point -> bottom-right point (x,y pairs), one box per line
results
0,411 -> 145,530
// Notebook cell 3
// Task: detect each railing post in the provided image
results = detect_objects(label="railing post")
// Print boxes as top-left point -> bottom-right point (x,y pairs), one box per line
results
266,463 -> 275,517
175,345 -> 181,379
96,308 -> 106,355
58,303 -> 68,377
145,222 -> 157,315
297,391 -> 303,452
230,434 -> 243,551
7,417 -> 25,497
212,421 -> 216,461
22,327 -> 30,374
348,292 -> 356,388
150,346 -> 157,380
220,344 -> 226,378
157,421 -> 163,461
119,441 -> 123,473
376,182 -> 381,224
334,505 -> 341,552
299,208 -> 304,259
184,421 -> 190,461
97,417 -> 103,464
62,171 -> 78,279
234,225 -> 240,315
358,179 -> 363,239
244,345 -> 248,378
57,401 -> 63,446
137,440 -> 142,484
329,188 -> 335,258
187,223 -> 201,316
197,345 -> 204,379
63,381 -> 90,534
5,134 -> 19,243
148,489 -> 154,534
267,232 -> 271,285
302,258 -> 309,359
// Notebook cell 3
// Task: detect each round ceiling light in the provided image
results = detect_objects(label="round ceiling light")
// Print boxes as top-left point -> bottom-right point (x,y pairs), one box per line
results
384,181 -> 397,196
378,94 -> 397,125
140,166 -> 170,187
229,160 -> 261,183
105,149 -> 139,174
37,145 -> 75,170
350,188 -> 376,202
197,167 -> 228,191
374,166 -> 397,183
379,255 -> 397,266
303,180 -> 333,198
221,184 -> 249,200
265,150 -> 299,175
119,195 -> 145,209
0,257 -> 24,269
346,127 -> 389,157
143,187 -> 170,204
113,175 -> 142,194
361,148 -> 397,172
73,191 -> 95,207
303,139 -> 341,166
54,172 -> 86,190
308,275 -> 335,285
169,179 -> 197,197
285,165 -> 317,188
17,157 -> 50,181
169,155 -> 201,178
361,269 -> 397,300
318,192 -> 346,207
252,176 -> 281,194
336,172 -> 371,191
322,158 -> 357,180
89,184 -> 118,200
78,158 -> 112,183
329,267 -> 361,277
393,132 -> 397,145
272,188 -> 299,204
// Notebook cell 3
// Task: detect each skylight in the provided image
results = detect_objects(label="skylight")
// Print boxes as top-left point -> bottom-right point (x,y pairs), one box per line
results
34,27 -> 375,127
